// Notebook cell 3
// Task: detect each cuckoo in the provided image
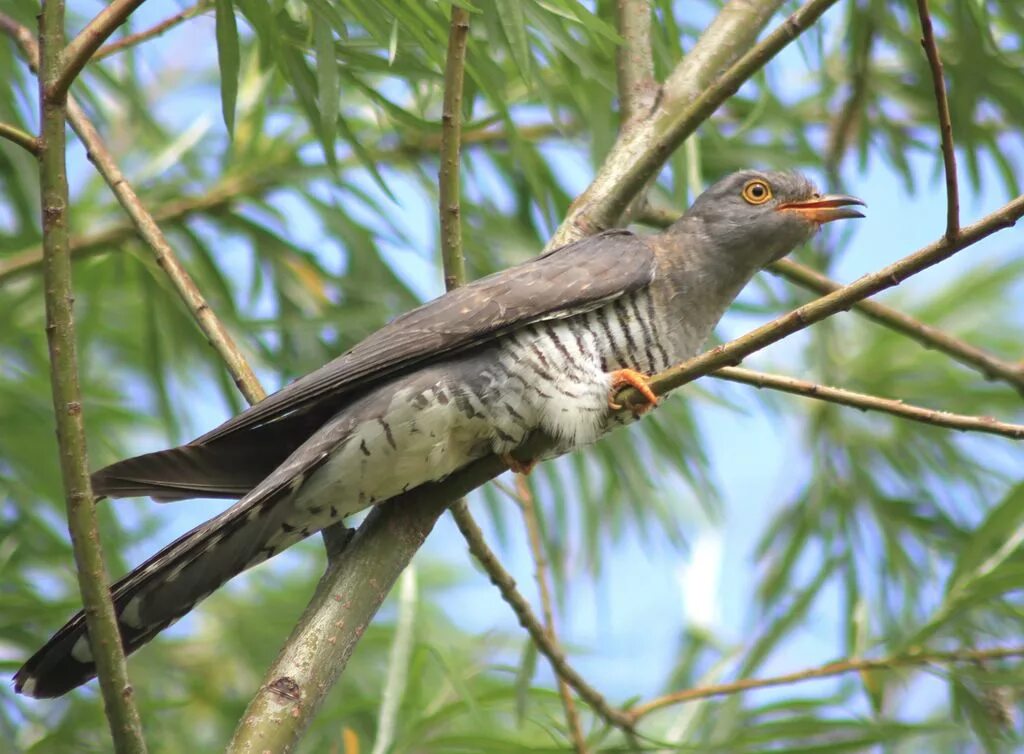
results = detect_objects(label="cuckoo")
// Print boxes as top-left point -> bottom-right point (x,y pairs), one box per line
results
14,170 -> 863,698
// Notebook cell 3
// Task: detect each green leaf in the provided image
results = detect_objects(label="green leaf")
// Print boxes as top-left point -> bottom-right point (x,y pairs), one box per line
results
495,0 -> 531,84
214,0 -> 241,136
314,23 -> 339,155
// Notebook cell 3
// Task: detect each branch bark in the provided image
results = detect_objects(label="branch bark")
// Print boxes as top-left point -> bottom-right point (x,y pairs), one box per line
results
628,645 -> 1024,722
93,1 -> 212,61
915,0 -> 959,239
0,120 -> 41,154
615,0 -> 656,128
713,367 -> 1024,439
51,0 -> 148,99
35,3 -> 147,750
516,475 -> 589,751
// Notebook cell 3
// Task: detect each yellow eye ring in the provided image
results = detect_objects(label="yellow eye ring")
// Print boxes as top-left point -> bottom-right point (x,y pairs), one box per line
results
741,179 -> 772,205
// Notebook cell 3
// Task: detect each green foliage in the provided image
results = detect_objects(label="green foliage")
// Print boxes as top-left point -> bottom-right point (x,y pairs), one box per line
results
1,0 -> 1023,751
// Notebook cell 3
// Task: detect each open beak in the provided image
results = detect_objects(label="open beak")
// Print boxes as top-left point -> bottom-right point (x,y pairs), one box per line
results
777,194 -> 866,224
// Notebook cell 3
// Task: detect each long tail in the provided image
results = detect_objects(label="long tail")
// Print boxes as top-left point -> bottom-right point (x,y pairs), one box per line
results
13,478 -> 304,698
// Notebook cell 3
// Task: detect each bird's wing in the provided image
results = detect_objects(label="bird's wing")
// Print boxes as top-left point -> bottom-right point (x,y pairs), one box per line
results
196,229 -> 655,445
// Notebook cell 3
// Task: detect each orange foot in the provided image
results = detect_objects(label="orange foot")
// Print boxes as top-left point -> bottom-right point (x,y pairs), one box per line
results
501,453 -> 537,476
608,368 -> 659,415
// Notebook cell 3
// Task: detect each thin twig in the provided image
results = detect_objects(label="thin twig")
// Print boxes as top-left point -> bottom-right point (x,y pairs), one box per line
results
771,258 -> 1024,395
34,4 -> 147,751
915,0 -> 959,239
517,475 -> 589,752
638,207 -> 1024,395
438,4 -> 470,292
714,366 -> 1024,439
66,99 -> 265,404
94,1 -> 212,61
51,0 -> 148,99
0,123 -> 573,285
615,195 -> 1024,410
615,0 -> 656,128
3,13 -> 261,404
627,645 -> 1024,722
450,502 -> 635,732
0,120 -> 41,155
823,19 -> 874,183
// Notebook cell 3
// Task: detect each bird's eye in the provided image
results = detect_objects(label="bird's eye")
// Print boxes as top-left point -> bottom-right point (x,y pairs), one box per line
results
741,180 -> 772,205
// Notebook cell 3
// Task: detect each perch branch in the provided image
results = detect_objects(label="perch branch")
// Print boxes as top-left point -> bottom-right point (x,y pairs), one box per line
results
639,206 -> 1024,395
615,195 -> 1024,410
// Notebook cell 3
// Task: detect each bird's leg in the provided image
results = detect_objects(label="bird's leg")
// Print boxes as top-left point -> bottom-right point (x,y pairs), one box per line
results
608,368 -> 659,414
501,453 -> 537,476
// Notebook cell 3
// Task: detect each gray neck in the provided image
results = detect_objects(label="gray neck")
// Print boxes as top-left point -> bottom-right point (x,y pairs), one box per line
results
652,216 -> 766,360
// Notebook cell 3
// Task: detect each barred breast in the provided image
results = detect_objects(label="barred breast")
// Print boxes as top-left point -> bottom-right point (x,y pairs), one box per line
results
256,289 -> 681,561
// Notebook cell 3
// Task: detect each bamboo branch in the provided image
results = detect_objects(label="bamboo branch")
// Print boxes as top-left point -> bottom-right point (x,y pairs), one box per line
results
549,0 -> 838,247
93,1 -> 212,61
0,120 -> 41,154
639,206 -> 1024,395
627,645 -> 1024,722
35,3 -> 147,750
615,0 -> 656,128
713,367 -> 1024,439
51,0 -> 148,100
915,0 -> 959,239
516,475 -> 589,752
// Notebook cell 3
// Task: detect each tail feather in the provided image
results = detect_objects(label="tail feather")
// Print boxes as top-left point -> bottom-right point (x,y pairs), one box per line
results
92,441 -> 285,502
13,482 -> 299,698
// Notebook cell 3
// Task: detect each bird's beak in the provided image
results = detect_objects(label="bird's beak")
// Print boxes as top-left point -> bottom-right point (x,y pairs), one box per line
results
776,194 -> 866,224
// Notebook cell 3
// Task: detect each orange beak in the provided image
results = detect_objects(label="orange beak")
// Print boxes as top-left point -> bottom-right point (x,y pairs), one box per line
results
777,194 -> 866,224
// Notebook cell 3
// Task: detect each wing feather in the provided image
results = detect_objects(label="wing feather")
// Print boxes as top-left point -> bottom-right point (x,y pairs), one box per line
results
198,229 -> 654,445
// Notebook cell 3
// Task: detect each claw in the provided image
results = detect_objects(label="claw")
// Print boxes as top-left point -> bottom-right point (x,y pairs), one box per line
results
501,453 -> 537,476
608,368 -> 658,415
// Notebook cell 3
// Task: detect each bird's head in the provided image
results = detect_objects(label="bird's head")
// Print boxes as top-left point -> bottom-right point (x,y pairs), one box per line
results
682,170 -> 865,268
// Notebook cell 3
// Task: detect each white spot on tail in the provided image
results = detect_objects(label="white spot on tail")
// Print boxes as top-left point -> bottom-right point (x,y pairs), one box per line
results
19,677 -> 37,697
120,596 -> 143,628
71,635 -> 92,663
